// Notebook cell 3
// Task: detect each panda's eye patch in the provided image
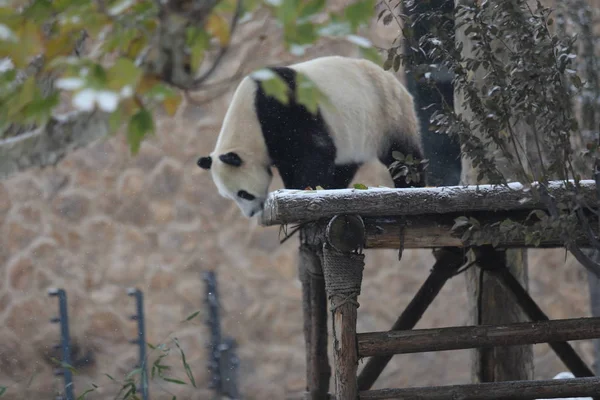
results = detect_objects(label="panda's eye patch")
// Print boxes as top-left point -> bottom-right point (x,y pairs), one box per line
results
237,190 -> 256,201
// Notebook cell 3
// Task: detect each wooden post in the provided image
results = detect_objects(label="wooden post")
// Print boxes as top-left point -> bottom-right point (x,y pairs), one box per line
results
299,224 -> 331,400
466,248 -> 533,381
322,215 -> 366,399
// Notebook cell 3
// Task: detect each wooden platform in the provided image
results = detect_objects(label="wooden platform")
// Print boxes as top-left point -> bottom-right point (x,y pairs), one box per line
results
261,180 -> 600,399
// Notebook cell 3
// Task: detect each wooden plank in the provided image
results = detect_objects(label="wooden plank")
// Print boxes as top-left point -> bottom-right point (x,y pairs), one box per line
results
359,377 -> 600,400
362,211 -> 596,249
357,317 -> 600,357
260,180 -> 596,226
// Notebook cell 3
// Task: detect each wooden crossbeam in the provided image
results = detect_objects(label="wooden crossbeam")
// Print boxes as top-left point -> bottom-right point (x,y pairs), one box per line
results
359,377 -> 600,400
362,211 -> 595,249
357,317 -> 600,357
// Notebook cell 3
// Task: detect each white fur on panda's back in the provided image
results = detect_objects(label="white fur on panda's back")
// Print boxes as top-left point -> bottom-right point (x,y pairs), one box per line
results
290,56 -> 420,165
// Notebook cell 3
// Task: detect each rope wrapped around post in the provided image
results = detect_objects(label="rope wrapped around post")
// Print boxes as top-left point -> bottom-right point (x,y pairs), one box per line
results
322,214 -> 366,400
322,243 -> 365,311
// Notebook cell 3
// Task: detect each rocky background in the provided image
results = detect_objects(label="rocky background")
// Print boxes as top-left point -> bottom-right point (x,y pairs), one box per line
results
0,3 -> 596,400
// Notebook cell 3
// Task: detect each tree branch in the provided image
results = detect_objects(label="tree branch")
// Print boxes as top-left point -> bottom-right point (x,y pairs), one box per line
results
0,111 -> 109,180
0,0 -> 237,179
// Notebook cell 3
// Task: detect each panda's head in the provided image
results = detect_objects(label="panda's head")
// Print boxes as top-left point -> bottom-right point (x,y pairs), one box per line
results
197,151 -> 272,218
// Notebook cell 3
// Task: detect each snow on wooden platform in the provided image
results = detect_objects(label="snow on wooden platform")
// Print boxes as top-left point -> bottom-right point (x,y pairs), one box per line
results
261,180 -> 597,226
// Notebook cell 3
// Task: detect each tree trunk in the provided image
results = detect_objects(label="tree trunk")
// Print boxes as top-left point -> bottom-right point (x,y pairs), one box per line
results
455,0 -> 534,383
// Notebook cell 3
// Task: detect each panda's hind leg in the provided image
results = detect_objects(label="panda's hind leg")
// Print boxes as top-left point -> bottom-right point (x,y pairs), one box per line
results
379,140 -> 427,189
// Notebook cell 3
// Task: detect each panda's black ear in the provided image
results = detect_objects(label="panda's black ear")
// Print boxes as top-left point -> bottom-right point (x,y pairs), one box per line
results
219,152 -> 243,167
197,156 -> 212,170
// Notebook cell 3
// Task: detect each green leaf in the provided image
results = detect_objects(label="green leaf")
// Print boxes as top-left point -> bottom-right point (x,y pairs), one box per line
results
570,74 -> 583,89
23,0 -> 54,20
127,109 -> 154,155
499,219 -> 515,233
393,55 -> 401,71
205,13 -> 230,46
107,58 -> 142,90
183,310 -> 200,322
254,71 -> 290,105
344,0 -> 375,30
145,82 -> 178,101
360,46 -> 382,65
126,367 -> 143,380
76,384 -> 98,400
163,93 -> 182,116
383,57 -> 392,70
174,338 -> 196,388
8,76 -> 37,118
186,28 -> 210,72
451,216 -> 470,231
108,108 -> 125,135
0,386 -> 6,396
277,0 -> 300,25
353,183 -> 368,190
22,92 -> 60,125
87,64 -> 108,89
299,0 -> 325,18
294,22 -> 318,44
296,73 -> 321,114
163,377 -> 187,385
391,151 -> 405,161
527,209 -> 548,222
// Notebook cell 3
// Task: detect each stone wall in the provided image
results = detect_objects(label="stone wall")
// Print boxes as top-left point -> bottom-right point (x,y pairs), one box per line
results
0,6 -> 596,400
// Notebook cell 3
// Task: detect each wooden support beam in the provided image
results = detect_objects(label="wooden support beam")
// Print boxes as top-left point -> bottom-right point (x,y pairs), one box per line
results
357,317 -> 600,357
298,239 -> 331,400
260,180 -> 596,226
359,377 -> 600,400
357,247 -> 465,391
492,265 -> 596,378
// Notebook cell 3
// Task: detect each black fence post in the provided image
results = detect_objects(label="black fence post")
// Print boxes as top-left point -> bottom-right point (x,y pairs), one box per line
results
127,287 -> 149,400
48,288 -> 74,400
203,271 -> 241,399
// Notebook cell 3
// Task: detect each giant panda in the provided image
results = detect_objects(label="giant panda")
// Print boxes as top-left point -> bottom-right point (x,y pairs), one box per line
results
197,55 -> 425,218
